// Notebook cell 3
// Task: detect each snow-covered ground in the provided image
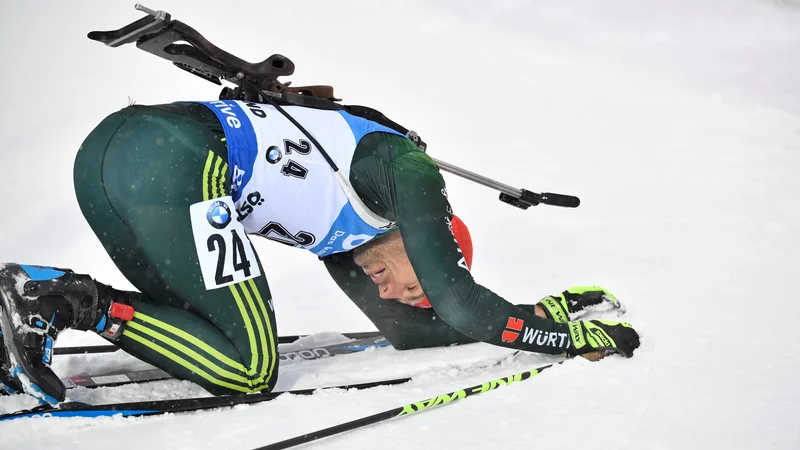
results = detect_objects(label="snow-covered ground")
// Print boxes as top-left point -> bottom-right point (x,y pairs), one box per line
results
1,0 -> 799,448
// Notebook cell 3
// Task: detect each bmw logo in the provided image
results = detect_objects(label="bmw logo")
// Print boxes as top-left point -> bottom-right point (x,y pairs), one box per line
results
266,146 -> 282,164
206,201 -> 232,229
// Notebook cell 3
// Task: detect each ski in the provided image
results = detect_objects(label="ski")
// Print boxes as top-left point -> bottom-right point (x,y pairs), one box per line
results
53,331 -> 382,356
2,347 -> 528,421
63,368 -> 170,389
60,334 -> 390,389
0,377 -> 413,421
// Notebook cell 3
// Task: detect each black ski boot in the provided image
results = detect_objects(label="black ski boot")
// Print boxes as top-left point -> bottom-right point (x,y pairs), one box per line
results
0,263 -> 132,404
0,327 -> 23,395
536,286 -> 626,323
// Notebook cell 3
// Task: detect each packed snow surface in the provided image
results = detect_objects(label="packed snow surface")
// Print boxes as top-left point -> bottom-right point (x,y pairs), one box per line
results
1,0 -> 799,449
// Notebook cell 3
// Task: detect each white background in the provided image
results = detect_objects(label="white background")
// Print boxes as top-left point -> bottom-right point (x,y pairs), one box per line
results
1,1 -> 799,449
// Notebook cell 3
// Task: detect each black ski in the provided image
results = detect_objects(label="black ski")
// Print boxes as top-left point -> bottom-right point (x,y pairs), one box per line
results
0,377 -> 412,421
53,331 -> 382,356
60,334 -> 389,389
2,347 -> 528,422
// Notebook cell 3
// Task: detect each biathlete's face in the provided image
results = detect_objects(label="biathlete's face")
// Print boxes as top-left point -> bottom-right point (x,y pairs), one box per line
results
353,231 -> 426,306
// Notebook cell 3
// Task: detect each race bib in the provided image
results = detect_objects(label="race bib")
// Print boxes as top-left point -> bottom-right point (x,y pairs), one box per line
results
190,197 -> 262,290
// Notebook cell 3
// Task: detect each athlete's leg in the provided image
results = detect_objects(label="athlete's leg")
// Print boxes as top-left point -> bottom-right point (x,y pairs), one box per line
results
73,103 -> 277,395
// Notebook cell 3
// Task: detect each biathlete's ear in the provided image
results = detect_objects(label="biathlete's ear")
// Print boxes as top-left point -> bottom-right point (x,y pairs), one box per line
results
414,214 -> 473,309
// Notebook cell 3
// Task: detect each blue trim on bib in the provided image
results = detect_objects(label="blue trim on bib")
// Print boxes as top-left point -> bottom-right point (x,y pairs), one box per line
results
194,101 -> 259,202
310,201 -> 389,257
337,111 -> 406,144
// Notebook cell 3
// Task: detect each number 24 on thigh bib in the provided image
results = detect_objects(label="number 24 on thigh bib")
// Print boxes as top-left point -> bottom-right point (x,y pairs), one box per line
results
190,197 -> 262,290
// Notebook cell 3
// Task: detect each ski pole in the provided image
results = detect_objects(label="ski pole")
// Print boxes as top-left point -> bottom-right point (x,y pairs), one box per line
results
255,361 -> 563,450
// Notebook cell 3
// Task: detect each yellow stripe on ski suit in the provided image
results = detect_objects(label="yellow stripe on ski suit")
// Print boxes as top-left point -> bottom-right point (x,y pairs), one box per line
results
204,151 -> 259,378
226,282 -> 259,377
234,281 -> 269,379
122,329 -> 260,393
218,162 -> 228,199
203,151 -> 216,201
212,157 -> 224,198
248,278 -> 277,384
126,320 -> 250,385
236,279 -> 277,384
132,311 -> 248,373
225,282 -> 276,385
202,151 -> 274,385
131,292 -> 273,386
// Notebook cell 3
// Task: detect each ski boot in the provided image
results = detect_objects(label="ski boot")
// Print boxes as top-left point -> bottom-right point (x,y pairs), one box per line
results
0,263 -> 133,404
0,326 -> 23,395
536,286 -> 626,323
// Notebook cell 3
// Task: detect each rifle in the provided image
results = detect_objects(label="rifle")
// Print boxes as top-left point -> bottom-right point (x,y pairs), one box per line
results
88,4 -> 579,210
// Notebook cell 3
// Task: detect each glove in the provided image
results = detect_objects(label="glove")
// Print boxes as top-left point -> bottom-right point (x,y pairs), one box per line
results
538,286 -> 625,323
566,319 -> 640,358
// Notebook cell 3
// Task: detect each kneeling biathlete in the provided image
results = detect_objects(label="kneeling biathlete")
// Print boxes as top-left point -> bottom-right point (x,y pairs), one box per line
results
0,100 -> 639,405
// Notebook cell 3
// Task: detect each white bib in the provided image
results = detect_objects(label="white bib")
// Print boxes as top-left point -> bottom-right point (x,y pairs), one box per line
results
195,100 -> 402,257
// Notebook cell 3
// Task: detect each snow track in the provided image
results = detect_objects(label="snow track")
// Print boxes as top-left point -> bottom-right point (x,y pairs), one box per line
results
1,0 -> 799,448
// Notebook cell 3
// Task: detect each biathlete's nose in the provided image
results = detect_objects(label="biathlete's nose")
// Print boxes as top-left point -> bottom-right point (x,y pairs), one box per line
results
378,283 -> 393,299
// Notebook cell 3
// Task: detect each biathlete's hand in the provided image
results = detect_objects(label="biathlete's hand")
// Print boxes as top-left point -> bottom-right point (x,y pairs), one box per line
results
566,319 -> 640,359
538,286 -> 625,323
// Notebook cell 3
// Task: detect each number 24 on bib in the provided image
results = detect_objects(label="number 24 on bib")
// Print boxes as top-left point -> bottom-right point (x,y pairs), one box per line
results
190,197 -> 262,290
